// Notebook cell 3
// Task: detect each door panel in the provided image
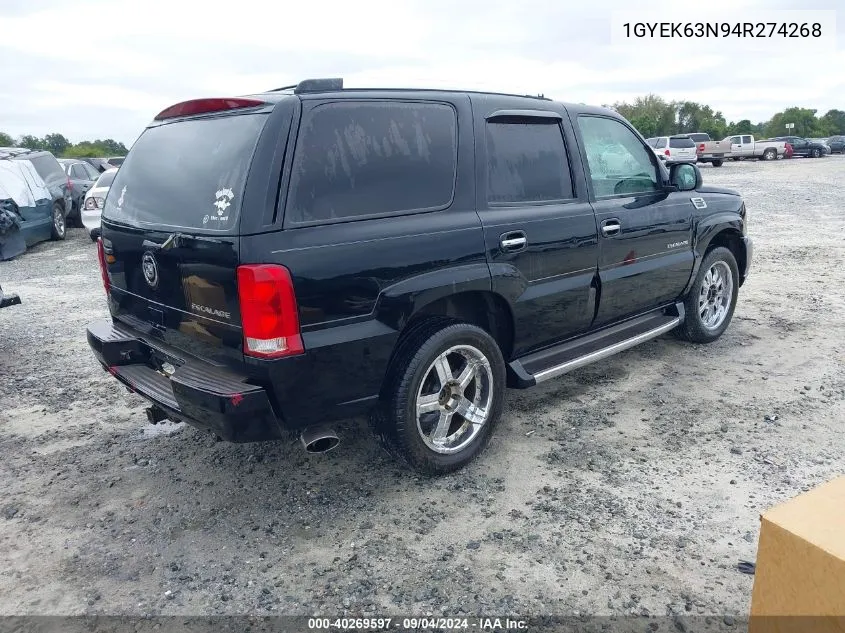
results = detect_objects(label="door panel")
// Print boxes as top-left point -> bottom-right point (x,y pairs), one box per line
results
591,194 -> 694,325
471,97 -> 599,357
573,114 -> 695,327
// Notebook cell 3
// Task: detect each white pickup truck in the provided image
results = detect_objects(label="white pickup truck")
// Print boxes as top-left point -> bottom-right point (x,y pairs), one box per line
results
724,134 -> 786,161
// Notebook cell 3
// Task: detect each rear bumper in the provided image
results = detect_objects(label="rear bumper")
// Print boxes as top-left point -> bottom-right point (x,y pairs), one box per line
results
86,319 -> 284,442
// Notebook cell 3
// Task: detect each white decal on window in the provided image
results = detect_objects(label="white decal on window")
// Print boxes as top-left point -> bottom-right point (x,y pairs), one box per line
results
214,188 -> 234,215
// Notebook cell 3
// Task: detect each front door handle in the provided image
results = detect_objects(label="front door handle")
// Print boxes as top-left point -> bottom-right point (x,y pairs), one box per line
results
601,220 -> 621,237
500,231 -> 527,252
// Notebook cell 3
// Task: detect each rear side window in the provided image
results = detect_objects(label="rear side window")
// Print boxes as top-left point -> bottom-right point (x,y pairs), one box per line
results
486,119 -> 573,203
654,138 -> 667,149
287,101 -> 457,224
102,113 -> 266,233
28,154 -> 65,182
669,137 -> 695,148
70,164 -> 88,179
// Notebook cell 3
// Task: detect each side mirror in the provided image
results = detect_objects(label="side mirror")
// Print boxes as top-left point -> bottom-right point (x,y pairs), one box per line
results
670,163 -> 702,191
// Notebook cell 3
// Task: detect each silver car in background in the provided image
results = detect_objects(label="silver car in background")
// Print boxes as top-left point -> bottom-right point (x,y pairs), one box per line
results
646,135 -> 698,165
81,167 -> 117,241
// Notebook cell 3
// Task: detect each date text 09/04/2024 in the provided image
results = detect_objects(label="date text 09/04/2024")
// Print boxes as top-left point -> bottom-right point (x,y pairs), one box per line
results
622,22 -> 822,38
307,617 -> 529,630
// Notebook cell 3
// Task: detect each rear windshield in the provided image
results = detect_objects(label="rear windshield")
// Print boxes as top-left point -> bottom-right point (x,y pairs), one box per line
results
96,170 -> 117,188
102,113 -> 266,233
669,137 -> 695,148
26,154 -> 65,182
687,133 -> 710,142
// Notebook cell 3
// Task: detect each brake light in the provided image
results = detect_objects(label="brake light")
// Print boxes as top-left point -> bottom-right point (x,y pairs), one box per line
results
154,98 -> 265,121
67,176 -> 72,192
96,238 -> 111,296
236,264 -> 303,358
698,143 -> 705,153
664,149 -> 671,156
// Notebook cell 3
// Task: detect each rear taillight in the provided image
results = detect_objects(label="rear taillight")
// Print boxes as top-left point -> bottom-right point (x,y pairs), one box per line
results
66,176 -> 72,192
154,98 -> 265,121
697,143 -> 705,154
236,264 -> 303,359
96,238 -> 111,296
664,149 -> 671,156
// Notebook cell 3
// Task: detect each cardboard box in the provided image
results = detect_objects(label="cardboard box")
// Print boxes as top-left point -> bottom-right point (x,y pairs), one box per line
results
750,475 -> 845,632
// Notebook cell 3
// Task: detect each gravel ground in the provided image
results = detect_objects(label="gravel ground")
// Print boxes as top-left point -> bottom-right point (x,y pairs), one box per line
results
0,156 -> 843,620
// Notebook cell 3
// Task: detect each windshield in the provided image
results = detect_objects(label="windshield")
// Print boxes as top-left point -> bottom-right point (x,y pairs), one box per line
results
102,113 -> 266,233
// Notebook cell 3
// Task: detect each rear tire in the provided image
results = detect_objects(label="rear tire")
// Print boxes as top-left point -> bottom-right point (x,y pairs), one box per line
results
373,320 -> 506,475
712,160 -> 723,167
763,148 -> 776,161
811,148 -> 821,158
676,247 -> 739,344
50,203 -> 66,241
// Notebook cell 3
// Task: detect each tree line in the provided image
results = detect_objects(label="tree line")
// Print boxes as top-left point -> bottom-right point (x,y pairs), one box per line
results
606,96 -> 845,140
0,132 -> 128,158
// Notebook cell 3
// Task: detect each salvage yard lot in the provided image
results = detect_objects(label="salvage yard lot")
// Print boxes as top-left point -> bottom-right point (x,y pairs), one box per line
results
1,157 -> 843,617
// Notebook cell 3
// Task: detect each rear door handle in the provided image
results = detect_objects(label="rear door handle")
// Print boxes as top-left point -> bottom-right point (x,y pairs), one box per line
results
499,231 -> 527,252
601,219 -> 621,237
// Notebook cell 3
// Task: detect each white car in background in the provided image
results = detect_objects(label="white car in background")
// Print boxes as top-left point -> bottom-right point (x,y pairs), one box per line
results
81,167 -> 117,241
646,135 -> 698,165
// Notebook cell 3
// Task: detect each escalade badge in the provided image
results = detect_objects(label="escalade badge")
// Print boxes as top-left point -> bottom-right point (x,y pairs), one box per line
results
141,251 -> 159,289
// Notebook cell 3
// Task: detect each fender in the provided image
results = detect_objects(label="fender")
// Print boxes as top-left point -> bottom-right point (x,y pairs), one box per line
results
375,262 -> 494,330
682,213 -> 747,296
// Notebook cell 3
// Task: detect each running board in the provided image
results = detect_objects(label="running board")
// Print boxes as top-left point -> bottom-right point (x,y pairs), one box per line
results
508,303 -> 684,388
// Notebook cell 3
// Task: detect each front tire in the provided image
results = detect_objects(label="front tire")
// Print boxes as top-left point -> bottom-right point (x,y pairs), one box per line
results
374,320 -> 506,475
50,203 -> 66,240
676,247 -> 739,344
811,148 -> 821,158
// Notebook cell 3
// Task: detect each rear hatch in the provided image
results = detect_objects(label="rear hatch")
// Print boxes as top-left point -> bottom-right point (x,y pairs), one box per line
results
100,103 -> 276,366
669,136 -> 696,159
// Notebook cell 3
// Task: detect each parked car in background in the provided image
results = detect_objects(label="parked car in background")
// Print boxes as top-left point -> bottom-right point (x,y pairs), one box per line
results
825,135 -> 845,153
645,135 -> 697,164
82,157 -> 113,173
106,156 -> 125,168
81,167 -> 117,240
771,136 -> 827,158
725,135 -> 785,161
686,132 -> 729,167
1,149 -> 72,232
0,156 -> 64,259
808,138 -> 831,155
58,158 -> 100,225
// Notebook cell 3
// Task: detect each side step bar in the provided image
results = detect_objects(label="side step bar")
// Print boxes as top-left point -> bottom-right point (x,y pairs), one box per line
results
509,303 -> 685,388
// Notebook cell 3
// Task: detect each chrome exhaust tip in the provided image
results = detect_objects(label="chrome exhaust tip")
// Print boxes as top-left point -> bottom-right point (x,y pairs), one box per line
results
300,425 -> 340,454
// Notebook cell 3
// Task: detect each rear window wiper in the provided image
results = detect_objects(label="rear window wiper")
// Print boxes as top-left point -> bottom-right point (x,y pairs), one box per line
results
142,232 -> 227,251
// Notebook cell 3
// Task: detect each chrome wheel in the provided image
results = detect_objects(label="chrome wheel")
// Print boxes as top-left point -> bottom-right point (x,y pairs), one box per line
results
698,261 -> 733,330
415,344 -> 494,455
53,205 -> 65,236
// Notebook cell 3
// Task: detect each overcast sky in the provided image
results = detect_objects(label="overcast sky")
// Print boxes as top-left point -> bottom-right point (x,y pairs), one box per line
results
0,0 -> 841,146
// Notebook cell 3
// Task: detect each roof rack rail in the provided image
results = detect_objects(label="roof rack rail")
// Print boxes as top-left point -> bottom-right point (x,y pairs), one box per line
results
267,78 -> 344,94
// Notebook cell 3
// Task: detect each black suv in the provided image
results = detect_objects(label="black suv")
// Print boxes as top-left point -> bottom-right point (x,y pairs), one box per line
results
772,136 -> 828,158
87,78 -> 753,474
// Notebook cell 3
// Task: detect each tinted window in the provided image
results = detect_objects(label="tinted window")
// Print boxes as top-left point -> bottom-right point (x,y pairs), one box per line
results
687,133 -> 710,142
654,138 -> 667,149
669,137 -> 695,148
577,116 -> 659,198
96,170 -> 117,188
742,135 -> 752,144
287,101 -> 457,224
102,113 -> 266,233
28,154 -> 65,182
108,157 -> 124,166
645,138 -> 657,147
486,119 -> 573,203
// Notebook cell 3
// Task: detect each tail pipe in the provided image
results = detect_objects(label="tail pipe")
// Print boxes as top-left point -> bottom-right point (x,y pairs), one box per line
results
300,425 -> 340,454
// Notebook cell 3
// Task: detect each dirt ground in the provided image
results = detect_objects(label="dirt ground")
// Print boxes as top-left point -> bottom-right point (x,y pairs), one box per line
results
0,156 -> 843,620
